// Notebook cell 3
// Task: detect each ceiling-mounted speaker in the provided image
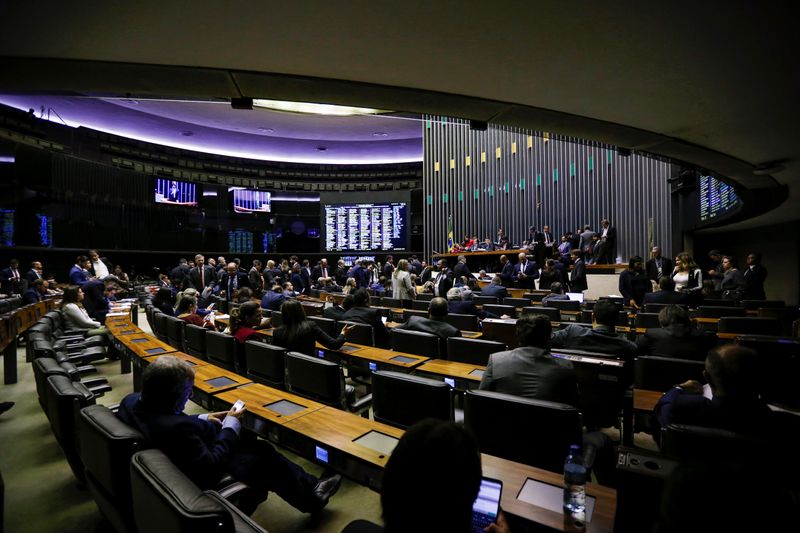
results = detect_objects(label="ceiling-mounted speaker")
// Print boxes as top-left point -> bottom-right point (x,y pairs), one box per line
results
469,120 -> 488,131
231,97 -> 253,110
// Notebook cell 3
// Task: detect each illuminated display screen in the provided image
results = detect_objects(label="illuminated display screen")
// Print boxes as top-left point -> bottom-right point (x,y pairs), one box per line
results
154,178 -> 198,206
699,175 -> 740,222
324,203 -> 407,252
228,230 -> 254,254
233,188 -> 271,213
0,209 -> 13,247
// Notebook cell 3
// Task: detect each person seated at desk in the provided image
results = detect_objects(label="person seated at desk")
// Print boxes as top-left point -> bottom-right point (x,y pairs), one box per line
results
479,314 -> 577,405
642,277 -> 687,306
342,419 -> 510,533
480,275 -> 508,299
272,299 -> 353,356
261,283 -> 286,311
552,299 -> 637,360
477,237 -> 495,251
282,280 -> 299,299
394,296 -> 461,343
82,276 -> 120,324
323,294 -> 354,321
318,277 -> 343,293
176,295 -> 215,329
60,286 -> 107,338
541,281 -> 569,306
537,259 -> 561,291
447,287 -> 501,319
22,278 -> 48,305
636,304 -> 717,360
118,356 -> 342,516
229,301 -> 272,343
152,287 -> 176,316
340,288 -> 391,348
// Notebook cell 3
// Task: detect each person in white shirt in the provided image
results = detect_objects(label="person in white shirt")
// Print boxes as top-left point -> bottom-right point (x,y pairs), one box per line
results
89,249 -> 110,279
60,286 -> 107,337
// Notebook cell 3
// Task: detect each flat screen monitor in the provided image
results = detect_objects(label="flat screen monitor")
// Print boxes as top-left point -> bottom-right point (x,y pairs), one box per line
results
699,174 -> 740,223
232,188 -> 271,213
154,178 -> 198,206
567,292 -> 585,303
323,202 -> 408,252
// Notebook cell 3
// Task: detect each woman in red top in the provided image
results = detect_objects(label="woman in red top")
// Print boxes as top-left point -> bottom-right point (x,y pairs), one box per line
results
230,301 -> 271,344
176,295 -> 214,329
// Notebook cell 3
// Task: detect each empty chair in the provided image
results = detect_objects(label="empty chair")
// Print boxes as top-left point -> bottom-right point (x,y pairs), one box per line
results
390,329 -> 440,358
737,335 -> 800,408
411,300 -> 430,311
718,317 -> 781,336
446,337 -> 505,365
152,312 -> 169,343
481,319 -> 519,349
78,405 -> 144,533
337,321 -> 375,346
502,297 -> 531,308
270,310 -> 283,328
644,302 -> 688,314
244,340 -> 285,389
634,356 -> 705,392
482,304 -> 516,318
702,298 -> 738,307
472,295 -> 499,305
524,292 -> 546,303
44,375 -> 97,482
130,450 -> 266,533
464,389 -> 581,473
698,306 -> 747,318
284,351 -> 372,413
205,331 -> 239,372
740,300 -> 785,311
164,315 -> 186,350
442,313 -> 480,332
416,293 -> 434,302
547,299 -> 581,311
634,312 -> 662,329
308,315 -> 337,338
381,297 -> 403,308
522,306 -> 561,322
371,370 -> 453,429
184,324 -> 208,360
32,357 -> 110,408
369,295 -> 382,306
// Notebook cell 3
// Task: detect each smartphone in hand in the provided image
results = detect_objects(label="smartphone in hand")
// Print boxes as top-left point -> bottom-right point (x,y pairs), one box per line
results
231,399 -> 246,414
471,477 -> 502,532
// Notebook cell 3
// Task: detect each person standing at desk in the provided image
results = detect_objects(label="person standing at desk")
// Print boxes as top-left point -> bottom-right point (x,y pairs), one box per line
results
498,254 -> 515,287
391,259 -> 416,303
645,246 -> 673,282
430,260 -> 454,298
187,254 -> 217,305
568,249 -> 588,293
340,288 -> 391,348
25,261 -> 43,284
618,256 -> 652,309
743,252 -> 767,300
513,252 -> 539,290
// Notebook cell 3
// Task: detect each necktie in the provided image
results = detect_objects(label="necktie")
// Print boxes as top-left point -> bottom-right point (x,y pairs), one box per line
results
200,268 -> 204,287
323,267 -> 327,278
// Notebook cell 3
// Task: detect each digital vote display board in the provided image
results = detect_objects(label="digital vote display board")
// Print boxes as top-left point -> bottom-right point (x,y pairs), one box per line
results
699,175 -> 741,223
323,202 -> 408,252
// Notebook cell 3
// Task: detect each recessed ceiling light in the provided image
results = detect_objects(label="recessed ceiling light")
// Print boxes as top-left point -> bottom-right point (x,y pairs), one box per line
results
373,132 -> 388,137
252,99 -> 387,116
181,130 -> 194,137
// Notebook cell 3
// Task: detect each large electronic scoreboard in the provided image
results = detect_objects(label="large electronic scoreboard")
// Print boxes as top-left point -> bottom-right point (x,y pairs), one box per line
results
699,175 -> 740,222
323,202 -> 408,252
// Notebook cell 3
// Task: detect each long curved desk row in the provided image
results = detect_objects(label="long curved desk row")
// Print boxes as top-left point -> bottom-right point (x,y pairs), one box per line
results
105,312 -> 617,532
1,296 -> 59,384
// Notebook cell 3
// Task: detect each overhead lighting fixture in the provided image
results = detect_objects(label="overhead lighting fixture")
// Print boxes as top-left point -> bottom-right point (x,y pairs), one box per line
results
753,161 -> 786,175
252,99 -> 386,116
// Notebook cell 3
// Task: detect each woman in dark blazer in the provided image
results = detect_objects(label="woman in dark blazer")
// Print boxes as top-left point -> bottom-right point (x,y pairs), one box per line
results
272,300 -> 353,356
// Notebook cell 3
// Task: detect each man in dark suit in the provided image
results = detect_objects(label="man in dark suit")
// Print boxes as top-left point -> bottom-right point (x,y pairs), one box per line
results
82,276 -> 118,323
452,255 -> 472,284
290,264 -> 306,295
187,254 -> 217,294
334,259 -> 349,286
218,262 -> 249,301
636,305 -> 717,360
642,277 -> 688,305
742,253 -> 768,300
618,256 -> 652,308
541,282 -> 570,306
323,294 -> 353,321
22,279 -> 48,305
383,256 -> 395,279
299,260 -> 313,294
68,256 -> 91,287
480,276 -> 508,299
0,258 -> 24,295
513,252 -> 539,290
25,261 -> 43,284
645,246 -> 674,282
446,288 -> 499,319
429,260 -> 454,298
479,314 -> 577,406
568,250 -> 588,292
498,255 -> 515,287
247,260 -> 264,297
117,356 -> 342,515
552,300 -> 637,360
394,297 -> 461,342
261,284 -> 286,311
340,288 -> 391,348
170,258 -> 191,289
599,219 -> 617,263
419,261 -> 433,285
311,258 -> 332,288
350,261 -> 369,288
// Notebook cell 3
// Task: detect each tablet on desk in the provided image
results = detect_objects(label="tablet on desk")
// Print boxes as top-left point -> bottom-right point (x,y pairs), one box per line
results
131,338 -> 149,343
204,376 -> 237,388
144,347 -> 166,355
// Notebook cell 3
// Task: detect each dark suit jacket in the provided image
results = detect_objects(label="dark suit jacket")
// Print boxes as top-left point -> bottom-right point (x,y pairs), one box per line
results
323,305 -> 346,321
499,261 -> 515,286
312,265 -> 332,285
743,264 -> 767,300
341,306 -> 390,348
394,315 -> 461,341
552,324 -> 637,360
25,269 -> 42,284
187,265 -> 217,289
272,323 -> 345,357
419,267 -> 433,285
291,272 -> 305,293
513,260 -> 539,289
430,270 -> 454,297
453,262 -> 472,281
480,284 -> 508,299
448,300 -> 484,317
218,271 -> 249,300
82,279 -> 109,322
619,269 -> 652,305
569,259 -> 588,292
351,265 -> 369,288
170,264 -> 191,286
117,393 -> 239,490
636,325 -> 718,361
643,290 -> 687,305
300,267 -> 313,294
69,265 -> 89,287
645,257 -> 674,282
22,288 -> 42,305
248,268 -> 264,293
479,346 -> 578,406
261,290 -> 285,311
655,386 -> 773,435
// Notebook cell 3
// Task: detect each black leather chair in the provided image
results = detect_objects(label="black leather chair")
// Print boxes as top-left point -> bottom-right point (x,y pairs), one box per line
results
337,321 -> 375,346
205,331 -> 240,372
472,295 -> 499,305
371,370 -> 453,429
702,298 -> 738,307
32,357 -> 110,409
521,306 -> 561,322
381,297 -> 403,308
634,312 -> 662,329
481,318 -> 519,349
270,310 -> 283,328
464,389 -> 581,473
369,295 -> 382,306
697,306 -> 747,318
740,299 -> 785,311
130,450 -> 265,533
547,299 -> 581,311
502,297 -> 531,309
402,309 -> 428,321
644,303 -> 688,314
416,293 -> 434,302
736,335 -> 800,408
78,405 -> 144,533
244,340 -> 285,389
443,313 -> 480,332
482,303 -> 516,318
634,356 -> 705,392
308,315 -> 338,338
184,324 -> 208,360
446,337 -> 505,365
717,317 -> 781,336
411,300 -> 430,311
152,312 -> 169,343
44,375 -> 97,483
164,315 -> 186,350
284,351 -> 372,413
390,329 -> 440,358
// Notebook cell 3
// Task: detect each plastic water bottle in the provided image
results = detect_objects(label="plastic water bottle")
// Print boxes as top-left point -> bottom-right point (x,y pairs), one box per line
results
563,444 -> 587,519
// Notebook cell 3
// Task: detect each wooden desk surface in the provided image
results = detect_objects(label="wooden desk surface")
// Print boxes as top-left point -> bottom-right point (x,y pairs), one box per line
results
482,453 -> 616,532
215,383 -> 326,425
122,336 -> 177,359
144,351 -> 209,368
416,359 -> 486,382
106,321 -> 141,335
192,364 -> 252,395
283,407 -> 404,468
348,346 -> 429,369
633,389 -> 663,412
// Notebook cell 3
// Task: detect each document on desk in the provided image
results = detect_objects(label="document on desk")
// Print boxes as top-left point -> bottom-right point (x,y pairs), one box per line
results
703,383 -> 713,400
106,312 -> 129,317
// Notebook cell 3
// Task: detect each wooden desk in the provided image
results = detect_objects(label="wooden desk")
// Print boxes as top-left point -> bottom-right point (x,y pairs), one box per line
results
281,406 -> 404,490
191,364 -> 252,409
633,388 -> 663,413
344,346 -> 429,372
145,351 -> 209,368
482,453 -> 616,533
122,336 -> 176,359
415,359 -> 485,389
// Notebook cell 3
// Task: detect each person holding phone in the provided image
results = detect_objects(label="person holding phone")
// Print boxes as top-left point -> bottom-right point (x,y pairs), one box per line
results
229,301 -> 272,343
176,295 -> 215,329
272,299 -> 354,356
343,419 -> 510,532
117,356 -> 342,515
